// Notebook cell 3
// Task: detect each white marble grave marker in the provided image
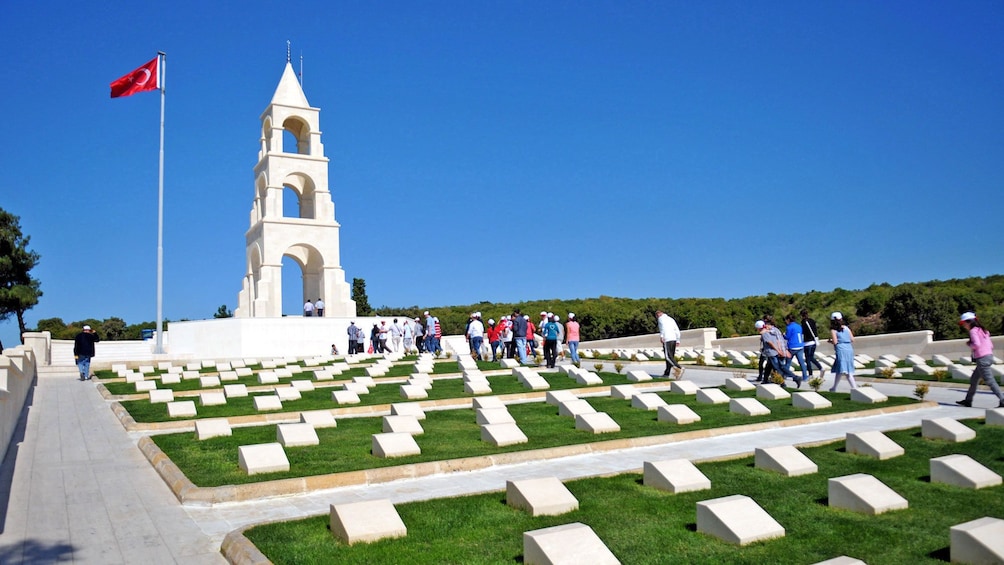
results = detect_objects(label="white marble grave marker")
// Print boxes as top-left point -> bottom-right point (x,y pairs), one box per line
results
696,494 -> 785,545
931,454 -> 1002,489
195,418 -> 232,440
238,443 -> 289,475
828,473 -> 908,515
523,523 -> 620,565
755,446 -> 817,477
507,477 -> 579,516
372,432 -> 421,458
845,431 -> 904,460
657,404 -> 701,424
644,459 -> 711,494
951,516 -> 1004,565
329,499 -> 407,545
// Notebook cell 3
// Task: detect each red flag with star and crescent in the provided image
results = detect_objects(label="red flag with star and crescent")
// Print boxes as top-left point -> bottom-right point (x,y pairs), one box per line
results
110,57 -> 160,98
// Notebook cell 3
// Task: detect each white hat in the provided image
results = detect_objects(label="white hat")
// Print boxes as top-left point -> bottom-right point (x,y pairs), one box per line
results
553,314 -> 561,321
830,312 -> 843,320
488,318 -> 495,324
568,313 -> 575,319
754,320 -> 765,330
540,311 -> 547,316
960,312 -> 977,323
83,325 -> 92,331
523,314 -> 529,319
424,311 -> 429,315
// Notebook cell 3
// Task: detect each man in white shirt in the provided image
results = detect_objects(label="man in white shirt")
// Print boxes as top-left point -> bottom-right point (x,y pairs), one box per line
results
303,300 -> 314,317
314,299 -> 325,317
390,319 -> 403,352
466,314 -> 485,360
401,318 -> 414,353
656,310 -> 682,377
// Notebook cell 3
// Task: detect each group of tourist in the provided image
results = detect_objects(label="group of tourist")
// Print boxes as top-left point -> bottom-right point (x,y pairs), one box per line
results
62,301 -> 1004,410
754,309 -> 855,390
345,317 -> 427,355
461,310 -> 582,367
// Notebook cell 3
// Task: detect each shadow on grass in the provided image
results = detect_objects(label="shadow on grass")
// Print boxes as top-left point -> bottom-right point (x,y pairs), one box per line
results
685,523 -> 697,532
815,496 -> 829,506
927,546 -> 951,562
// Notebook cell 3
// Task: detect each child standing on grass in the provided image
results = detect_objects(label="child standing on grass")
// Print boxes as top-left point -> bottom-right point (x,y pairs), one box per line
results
956,312 -> 1004,408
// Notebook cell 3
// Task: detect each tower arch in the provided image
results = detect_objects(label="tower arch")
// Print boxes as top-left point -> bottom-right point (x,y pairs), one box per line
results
235,62 -> 355,318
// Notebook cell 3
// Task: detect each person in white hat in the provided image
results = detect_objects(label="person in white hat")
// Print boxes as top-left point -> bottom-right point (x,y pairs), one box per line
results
486,318 -> 502,362
541,313 -> 561,368
501,315 -> 514,359
827,312 -> 857,391
565,313 -> 581,364
466,313 -> 485,361
553,314 -> 565,361
956,312 -> 1004,408
73,325 -> 100,381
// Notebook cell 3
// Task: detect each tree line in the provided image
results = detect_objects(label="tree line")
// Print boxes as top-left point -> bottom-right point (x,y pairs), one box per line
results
24,275 -> 1004,343
372,275 -> 1004,342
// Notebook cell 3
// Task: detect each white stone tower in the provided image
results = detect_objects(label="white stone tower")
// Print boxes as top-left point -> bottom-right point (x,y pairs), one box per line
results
235,62 -> 355,318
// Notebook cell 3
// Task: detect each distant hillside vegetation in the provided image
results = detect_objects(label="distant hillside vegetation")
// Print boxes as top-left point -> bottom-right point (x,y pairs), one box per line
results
376,275 -> 1004,342
31,275 -> 1003,342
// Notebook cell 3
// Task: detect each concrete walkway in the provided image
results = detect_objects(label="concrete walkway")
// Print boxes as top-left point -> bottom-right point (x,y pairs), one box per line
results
0,364 -> 998,564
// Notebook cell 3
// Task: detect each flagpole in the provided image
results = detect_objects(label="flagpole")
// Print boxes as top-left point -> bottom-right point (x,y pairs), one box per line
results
155,51 -> 166,355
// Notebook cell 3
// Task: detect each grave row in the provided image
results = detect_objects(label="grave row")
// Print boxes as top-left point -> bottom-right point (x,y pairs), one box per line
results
226,381 -> 914,479
152,356 -> 440,417
156,360 -> 613,419
122,354 -> 413,389
578,347 -> 1004,380
322,416 -> 1003,563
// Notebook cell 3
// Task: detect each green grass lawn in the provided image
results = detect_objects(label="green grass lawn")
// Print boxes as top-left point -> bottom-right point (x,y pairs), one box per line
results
106,358 -> 489,396
151,388 -> 915,487
243,421 -> 1003,565
122,370 -> 637,423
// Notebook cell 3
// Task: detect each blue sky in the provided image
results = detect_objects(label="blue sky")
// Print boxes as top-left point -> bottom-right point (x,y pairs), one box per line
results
2,0 -> 1002,347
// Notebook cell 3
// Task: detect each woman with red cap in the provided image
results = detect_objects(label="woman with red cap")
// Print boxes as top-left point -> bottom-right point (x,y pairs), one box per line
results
956,312 -> 1004,408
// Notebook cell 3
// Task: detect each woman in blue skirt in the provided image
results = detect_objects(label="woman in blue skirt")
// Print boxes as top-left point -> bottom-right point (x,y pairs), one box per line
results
828,312 -> 858,392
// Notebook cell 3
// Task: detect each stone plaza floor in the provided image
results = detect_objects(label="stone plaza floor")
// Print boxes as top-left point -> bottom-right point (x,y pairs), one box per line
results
0,362 -> 993,564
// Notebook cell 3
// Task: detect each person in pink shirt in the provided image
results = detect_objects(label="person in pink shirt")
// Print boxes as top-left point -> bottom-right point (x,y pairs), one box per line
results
956,311 -> 1004,408
565,313 -> 581,364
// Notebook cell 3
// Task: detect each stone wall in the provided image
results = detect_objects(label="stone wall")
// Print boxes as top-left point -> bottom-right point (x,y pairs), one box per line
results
165,316 -> 389,361
711,329 -> 1004,360
0,345 -> 36,462
582,328 -> 717,350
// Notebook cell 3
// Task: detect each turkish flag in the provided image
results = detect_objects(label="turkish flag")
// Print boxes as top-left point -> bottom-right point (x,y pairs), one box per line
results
110,57 -> 159,98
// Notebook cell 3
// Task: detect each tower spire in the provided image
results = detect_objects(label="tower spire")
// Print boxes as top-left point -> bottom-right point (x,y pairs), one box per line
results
286,40 -> 291,63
